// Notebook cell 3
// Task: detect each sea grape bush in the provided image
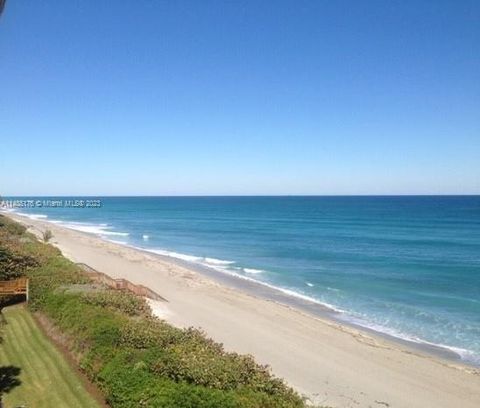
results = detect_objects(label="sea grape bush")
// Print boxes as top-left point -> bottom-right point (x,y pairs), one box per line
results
82,290 -> 152,317
0,247 -> 38,280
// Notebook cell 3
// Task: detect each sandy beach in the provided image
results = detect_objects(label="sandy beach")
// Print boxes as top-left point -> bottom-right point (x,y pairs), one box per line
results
6,212 -> 480,408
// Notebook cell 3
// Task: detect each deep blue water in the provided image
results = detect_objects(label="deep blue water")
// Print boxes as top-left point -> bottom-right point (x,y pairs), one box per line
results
6,196 -> 480,364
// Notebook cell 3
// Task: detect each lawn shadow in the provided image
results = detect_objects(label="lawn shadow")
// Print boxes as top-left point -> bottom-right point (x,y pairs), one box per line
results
0,365 -> 21,394
0,295 -> 27,309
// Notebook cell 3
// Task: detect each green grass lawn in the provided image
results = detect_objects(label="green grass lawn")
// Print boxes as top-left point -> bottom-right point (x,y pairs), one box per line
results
0,305 -> 101,408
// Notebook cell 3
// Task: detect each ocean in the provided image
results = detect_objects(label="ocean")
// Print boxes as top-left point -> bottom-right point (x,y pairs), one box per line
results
6,196 -> 480,365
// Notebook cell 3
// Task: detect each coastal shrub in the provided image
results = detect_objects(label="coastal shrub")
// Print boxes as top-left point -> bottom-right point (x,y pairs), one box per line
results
98,350 -> 304,408
120,318 -> 184,349
82,290 -> 151,317
0,247 -> 38,280
151,341 -> 287,394
0,215 -> 307,408
98,352 -> 239,408
0,216 -> 26,236
0,216 -> 63,282
27,257 -> 88,310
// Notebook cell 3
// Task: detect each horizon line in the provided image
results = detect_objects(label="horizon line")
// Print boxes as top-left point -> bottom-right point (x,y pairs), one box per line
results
2,194 -> 480,198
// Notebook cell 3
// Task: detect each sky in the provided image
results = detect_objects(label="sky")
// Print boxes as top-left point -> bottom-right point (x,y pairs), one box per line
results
0,1 -> 479,196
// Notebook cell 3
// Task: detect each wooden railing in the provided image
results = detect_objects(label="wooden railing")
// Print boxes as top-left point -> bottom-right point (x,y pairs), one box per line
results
76,263 -> 167,302
0,277 -> 29,301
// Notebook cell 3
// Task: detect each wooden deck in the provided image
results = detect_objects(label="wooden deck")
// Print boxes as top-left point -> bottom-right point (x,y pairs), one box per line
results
0,277 -> 29,300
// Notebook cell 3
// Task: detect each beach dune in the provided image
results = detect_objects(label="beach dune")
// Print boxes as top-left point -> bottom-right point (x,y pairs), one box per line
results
7,213 -> 480,408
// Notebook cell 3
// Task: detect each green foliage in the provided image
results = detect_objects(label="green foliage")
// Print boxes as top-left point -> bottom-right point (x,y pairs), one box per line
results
150,328 -> 289,394
82,290 -> 151,317
0,215 -> 307,407
0,216 -> 60,282
97,350 -> 304,408
26,256 -> 88,310
0,247 -> 38,280
98,350 -> 239,408
120,319 -> 185,349
0,216 -> 26,236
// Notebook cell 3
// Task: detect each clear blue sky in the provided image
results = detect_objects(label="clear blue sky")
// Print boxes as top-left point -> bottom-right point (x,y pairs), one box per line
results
1,1 -> 479,195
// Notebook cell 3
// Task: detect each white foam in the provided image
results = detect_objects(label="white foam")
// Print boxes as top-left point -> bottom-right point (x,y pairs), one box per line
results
107,239 -> 129,245
306,282 -> 314,287
147,249 -> 203,263
146,250 -> 236,267
65,223 -> 129,236
0,208 -> 17,213
17,213 -> 48,220
5,211 -> 130,250
137,246 -> 345,313
143,234 -> 150,240
268,286 -> 345,313
204,257 -> 235,265
243,268 -> 264,274
48,220 -> 130,237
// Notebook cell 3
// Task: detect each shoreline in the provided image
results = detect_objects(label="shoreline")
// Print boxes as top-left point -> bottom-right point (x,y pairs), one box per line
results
4,211 -> 480,407
8,210 -> 476,367
134,244 -> 469,366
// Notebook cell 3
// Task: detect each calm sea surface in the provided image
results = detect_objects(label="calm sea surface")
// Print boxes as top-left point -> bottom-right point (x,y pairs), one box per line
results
9,196 -> 480,364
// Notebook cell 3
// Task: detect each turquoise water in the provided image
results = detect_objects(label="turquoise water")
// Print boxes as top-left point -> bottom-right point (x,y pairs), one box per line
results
8,196 -> 480,364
